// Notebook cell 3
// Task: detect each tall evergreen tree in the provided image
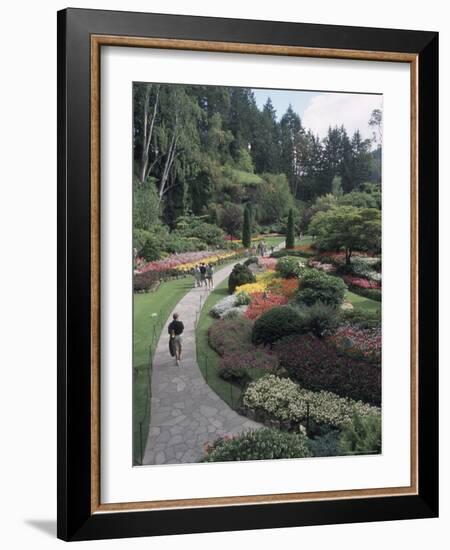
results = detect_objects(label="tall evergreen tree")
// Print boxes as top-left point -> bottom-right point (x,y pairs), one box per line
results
280,105 -> 303,197
286,208 -> 295,249
242,203 -> 252,248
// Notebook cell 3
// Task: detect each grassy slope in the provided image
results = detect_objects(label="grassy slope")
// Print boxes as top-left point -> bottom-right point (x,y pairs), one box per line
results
133,276 -> 194,464
196,279 -> 243,409
345,290 -> 381,313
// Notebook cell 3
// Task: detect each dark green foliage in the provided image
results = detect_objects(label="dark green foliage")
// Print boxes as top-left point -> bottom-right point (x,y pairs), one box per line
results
295,302 -> 341,337
228,263 -> 256,294
273,333 -> 381,405
308,430 -> 341,457
297,270 -> 347,307
338,414 -> 382,455
141,237 -> 163,261
203,428 -> 311,462
341,308 -> 381,329
286,208 -> 295,249
271,249 -> 315,259
242,203 -> 252,248
173,215 -> 225,246
252,306 -> 304,345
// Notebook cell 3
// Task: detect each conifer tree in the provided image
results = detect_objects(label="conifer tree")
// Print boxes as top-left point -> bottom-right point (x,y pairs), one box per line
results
286,208 -> 295,249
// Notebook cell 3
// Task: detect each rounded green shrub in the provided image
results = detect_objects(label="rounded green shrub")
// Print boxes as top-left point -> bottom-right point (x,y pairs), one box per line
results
297,269 -> 347,306
275,256 -> 305,279
203,428 -> 311,462
244,256 -> 259,267
252,306 -> 304,345
141,236 -> 163,261
228,263 -> 256,294
295,301 -> 341,337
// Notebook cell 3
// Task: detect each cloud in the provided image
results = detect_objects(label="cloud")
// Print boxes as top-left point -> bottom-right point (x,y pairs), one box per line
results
301,93 -> 382,142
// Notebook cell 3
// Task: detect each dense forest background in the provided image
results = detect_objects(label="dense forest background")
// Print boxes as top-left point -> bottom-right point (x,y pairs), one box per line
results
133,83 -> 382,259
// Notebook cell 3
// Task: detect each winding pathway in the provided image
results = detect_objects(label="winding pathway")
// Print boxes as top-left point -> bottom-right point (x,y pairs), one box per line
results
143,261 -> 262,465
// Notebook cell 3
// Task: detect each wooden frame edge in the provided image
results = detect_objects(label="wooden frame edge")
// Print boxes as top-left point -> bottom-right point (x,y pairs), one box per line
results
89,34 -> 419,515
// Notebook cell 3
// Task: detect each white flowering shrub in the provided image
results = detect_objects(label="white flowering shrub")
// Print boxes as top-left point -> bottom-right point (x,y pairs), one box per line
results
351,257 -> 382,282
210,294 -> 238,318
243,375 -> 380,428
221,305 -> 248,320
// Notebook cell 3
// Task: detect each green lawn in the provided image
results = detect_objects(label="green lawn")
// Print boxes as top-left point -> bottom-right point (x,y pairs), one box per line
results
295,235 -> 314,246
196,278 -> 243,409
263,235 -> 285,247
133,276 -> 194,464
346,290 -> 381,313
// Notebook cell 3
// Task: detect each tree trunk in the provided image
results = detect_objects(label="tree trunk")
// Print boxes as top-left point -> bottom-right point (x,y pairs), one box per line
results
139,86 -> 159,184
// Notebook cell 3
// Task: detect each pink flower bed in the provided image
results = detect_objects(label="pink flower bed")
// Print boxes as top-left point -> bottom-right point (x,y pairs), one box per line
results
343,275 -> 381,289
137,251 -> 222,274
259,257 -> 277,270
308,260 -> 336,273
331,326 -> 381,362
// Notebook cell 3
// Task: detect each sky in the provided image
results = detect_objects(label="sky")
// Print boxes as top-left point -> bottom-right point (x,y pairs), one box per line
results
252,88 -> 382,143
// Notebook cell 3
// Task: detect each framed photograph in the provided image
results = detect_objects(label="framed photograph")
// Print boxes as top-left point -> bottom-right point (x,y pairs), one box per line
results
57,8 -> 438,541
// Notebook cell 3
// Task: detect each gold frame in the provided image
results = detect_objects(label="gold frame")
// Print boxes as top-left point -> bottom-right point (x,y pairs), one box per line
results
90,35 -> 418,514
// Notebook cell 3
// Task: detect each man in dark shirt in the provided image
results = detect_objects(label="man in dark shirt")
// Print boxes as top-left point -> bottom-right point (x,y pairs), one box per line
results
168,312 -> 184,366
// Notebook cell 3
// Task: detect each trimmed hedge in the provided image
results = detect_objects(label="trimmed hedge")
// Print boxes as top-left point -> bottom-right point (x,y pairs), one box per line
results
252,306 -> 304,345
133,271 -> 160,292
296,269 -> 347,307
228,263 -> 256,294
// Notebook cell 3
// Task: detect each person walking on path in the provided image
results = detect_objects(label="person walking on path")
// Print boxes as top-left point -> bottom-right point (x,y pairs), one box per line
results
206,263 -> 214,289
193,265 -> 201,287
199,263 -> 207,287
168,312 -> 184,366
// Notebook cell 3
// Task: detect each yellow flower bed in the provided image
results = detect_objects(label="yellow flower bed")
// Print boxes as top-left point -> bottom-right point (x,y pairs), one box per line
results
235,282 -> 267,294
176,251 -> 237,272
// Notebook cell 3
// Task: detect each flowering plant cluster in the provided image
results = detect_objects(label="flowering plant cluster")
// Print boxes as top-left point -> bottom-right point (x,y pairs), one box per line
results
308,260 -> 336,273
210,294 -> 239,319
235,271 -> 277,295
330,326 -> 381,361
244,292 -> 289,320
243,375 -> 380,428
267,278 -> 299,298
349,256 -> 381,282
208,318 -> 280,380
203,428 -> 311,462
273,333 -> 381,405
259,257 -> 277,270
137,250 -> 239,274
343,275 -> 381,289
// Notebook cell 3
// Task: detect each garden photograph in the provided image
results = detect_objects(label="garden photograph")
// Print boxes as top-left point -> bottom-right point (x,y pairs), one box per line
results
132,82 -> 382,466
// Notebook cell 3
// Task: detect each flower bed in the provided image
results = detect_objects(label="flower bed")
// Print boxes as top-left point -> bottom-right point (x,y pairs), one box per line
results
137,249 -> 239,275
244,292 -> 289,320
330,326 -> 381,362
259,257 -> 277,270
308,259 -> 336,273
273,333 -> 381,405
242,375 -> 380,430
343,275 -> 381,289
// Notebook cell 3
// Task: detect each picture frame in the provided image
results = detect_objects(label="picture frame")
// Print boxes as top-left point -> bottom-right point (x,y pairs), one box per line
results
57,7 -> 438,541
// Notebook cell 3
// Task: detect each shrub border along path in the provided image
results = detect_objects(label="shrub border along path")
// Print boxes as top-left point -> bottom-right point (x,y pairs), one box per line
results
143,262 -> 261,465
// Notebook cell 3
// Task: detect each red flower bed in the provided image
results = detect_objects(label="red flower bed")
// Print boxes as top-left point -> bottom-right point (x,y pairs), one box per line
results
244,292 -> 289,320
268,278 -> 299,298
343,275 -> 381,289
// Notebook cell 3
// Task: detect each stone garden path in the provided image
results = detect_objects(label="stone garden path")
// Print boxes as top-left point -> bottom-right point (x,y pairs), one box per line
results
143,261 -> 262,465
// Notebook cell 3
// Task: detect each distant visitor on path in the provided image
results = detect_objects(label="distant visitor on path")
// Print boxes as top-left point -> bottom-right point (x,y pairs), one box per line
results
168,312 -> 184,366
193,265 -> 201,287
199,263 -> 207,287
206,263 -> 214,289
